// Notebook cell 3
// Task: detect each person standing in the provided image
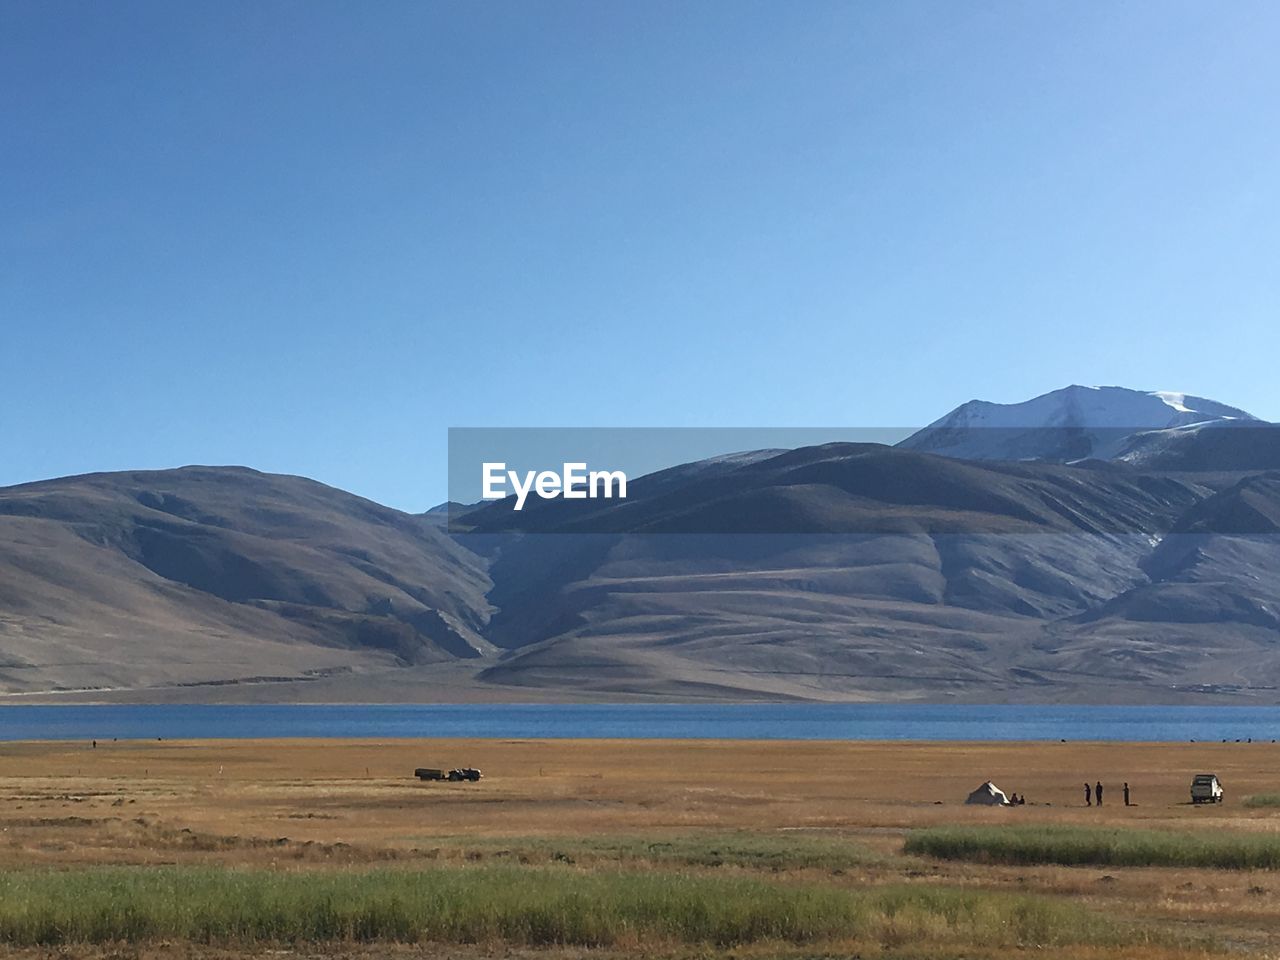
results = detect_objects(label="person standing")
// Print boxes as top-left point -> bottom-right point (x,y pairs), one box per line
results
1096,780 -> 1104,806
1084,782 -> 1092,806
1123,782 -> 1131,806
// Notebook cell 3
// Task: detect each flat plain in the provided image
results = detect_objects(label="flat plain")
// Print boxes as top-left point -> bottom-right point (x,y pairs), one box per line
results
4,737 -> 1280,958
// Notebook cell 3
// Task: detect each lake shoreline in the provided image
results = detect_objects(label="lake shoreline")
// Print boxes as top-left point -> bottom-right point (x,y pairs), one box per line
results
4,702 -> 1280,743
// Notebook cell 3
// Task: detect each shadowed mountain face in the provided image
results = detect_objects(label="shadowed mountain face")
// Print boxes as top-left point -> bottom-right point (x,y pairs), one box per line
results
1115,422 -> 1280,472
3,432 -> 1280,703
458,444 -> 1280,702
0,467 -> 492,694
459,443 -> 1216,536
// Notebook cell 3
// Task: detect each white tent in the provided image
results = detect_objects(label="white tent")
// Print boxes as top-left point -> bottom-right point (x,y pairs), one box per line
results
965,781 -> 1010,805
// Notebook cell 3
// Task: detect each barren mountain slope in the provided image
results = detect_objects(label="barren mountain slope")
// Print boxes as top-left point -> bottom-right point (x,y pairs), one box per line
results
465,445 -> 1280,701
0,467 -> 492,694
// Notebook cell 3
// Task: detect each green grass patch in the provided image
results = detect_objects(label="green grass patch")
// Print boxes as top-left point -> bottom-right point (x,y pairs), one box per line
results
1244,794 -> 1280,808
907,824 -> 1280,869
0,864 -> 1123,949
414,831 -> 875,872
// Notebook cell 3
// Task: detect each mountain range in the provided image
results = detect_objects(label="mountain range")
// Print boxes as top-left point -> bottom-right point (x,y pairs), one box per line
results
3,385 -> 1279,704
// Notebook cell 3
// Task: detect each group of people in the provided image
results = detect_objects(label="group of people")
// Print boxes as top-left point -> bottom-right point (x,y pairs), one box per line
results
1084,780 -> 1132,806
1007,792 -> 1028,805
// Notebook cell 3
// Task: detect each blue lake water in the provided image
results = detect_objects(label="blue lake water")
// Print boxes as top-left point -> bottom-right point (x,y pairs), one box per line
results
2,703 -> 1280,742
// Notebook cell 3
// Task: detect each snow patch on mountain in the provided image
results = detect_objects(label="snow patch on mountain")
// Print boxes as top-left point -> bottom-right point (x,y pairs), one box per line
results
898,385 -> 1257,463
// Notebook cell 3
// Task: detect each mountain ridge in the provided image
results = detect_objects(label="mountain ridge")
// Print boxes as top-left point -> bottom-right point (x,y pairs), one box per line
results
899,384 -> 1261,464
4,385 -> 1279,703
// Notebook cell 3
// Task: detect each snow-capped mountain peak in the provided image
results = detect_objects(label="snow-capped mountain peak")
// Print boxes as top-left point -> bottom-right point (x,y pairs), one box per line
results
899,385 -> 1258,463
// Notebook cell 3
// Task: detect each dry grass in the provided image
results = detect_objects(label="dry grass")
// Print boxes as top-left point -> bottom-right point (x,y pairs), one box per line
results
3,738 -> 1277,844
3,738 -> 1280,957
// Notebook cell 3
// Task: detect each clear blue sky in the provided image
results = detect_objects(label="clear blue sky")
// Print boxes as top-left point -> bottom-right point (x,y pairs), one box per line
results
3,1 -> 1277,510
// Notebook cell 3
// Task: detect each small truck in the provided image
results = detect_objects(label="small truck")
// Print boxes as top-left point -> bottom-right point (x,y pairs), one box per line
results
1190,773 -> 1223,804
415,767 -> 482,782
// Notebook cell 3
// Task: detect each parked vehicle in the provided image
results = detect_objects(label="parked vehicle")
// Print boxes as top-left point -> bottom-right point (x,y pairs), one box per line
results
1191,773 -> 1223,804
415,767 -> 482,782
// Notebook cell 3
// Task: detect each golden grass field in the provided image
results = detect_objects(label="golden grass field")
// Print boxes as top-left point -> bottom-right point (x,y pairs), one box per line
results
4,737 -> 1280,958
